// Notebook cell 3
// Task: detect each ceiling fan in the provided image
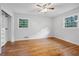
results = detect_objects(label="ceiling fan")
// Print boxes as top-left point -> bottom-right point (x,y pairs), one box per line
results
36,3 -> 54,13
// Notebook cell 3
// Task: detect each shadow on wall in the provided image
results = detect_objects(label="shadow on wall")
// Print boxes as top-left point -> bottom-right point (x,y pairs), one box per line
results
29,27 -> 50,39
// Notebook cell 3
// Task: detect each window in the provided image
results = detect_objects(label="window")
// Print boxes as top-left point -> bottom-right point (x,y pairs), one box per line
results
19,19 -> 28,28
65,15 -> 78,27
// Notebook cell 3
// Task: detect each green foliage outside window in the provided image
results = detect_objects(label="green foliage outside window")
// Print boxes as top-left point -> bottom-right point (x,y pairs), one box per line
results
65,15 -> 78,27
19,19 -> 28,28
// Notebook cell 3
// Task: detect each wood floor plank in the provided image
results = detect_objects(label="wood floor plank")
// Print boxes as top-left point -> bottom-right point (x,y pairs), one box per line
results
0,37 -> 79,56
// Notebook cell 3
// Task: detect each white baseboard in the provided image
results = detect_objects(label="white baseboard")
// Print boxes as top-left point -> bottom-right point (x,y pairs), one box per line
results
53,35 -> 79,46
11,36 -> 79,46
15,37 -> 48,41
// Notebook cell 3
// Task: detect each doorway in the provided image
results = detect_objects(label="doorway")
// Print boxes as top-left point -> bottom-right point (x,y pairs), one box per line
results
1,10 -> 11,47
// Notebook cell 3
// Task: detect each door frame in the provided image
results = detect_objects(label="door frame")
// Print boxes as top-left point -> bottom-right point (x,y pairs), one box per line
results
0,9 -> 2,54
1,10 -> 10,47
0,9 -> 14,54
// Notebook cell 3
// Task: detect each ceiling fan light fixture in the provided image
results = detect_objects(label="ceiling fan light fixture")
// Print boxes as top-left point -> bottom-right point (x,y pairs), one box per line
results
35,3 -> 54,13
40,8 -> 48,13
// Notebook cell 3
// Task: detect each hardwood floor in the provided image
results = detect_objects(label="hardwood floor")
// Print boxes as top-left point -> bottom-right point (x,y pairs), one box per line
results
0,37 -> 79,56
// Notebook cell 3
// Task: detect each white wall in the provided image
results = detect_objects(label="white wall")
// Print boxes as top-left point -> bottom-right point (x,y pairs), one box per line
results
14,13 -> 52,41
51,7 -> 79,45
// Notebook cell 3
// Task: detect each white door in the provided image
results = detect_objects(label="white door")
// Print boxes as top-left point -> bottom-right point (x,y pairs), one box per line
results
5,16 -> 9,42
1,11 -> 8,47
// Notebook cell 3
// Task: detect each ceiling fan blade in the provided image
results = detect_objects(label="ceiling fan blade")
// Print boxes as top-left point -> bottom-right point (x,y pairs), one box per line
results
36,4 -> 42,7
47,3 -> 51,6
48,8 -> 54,10
43,4 -> 47,7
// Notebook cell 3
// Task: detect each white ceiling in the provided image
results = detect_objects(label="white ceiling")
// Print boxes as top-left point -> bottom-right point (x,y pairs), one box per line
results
1,3 -> 79,18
